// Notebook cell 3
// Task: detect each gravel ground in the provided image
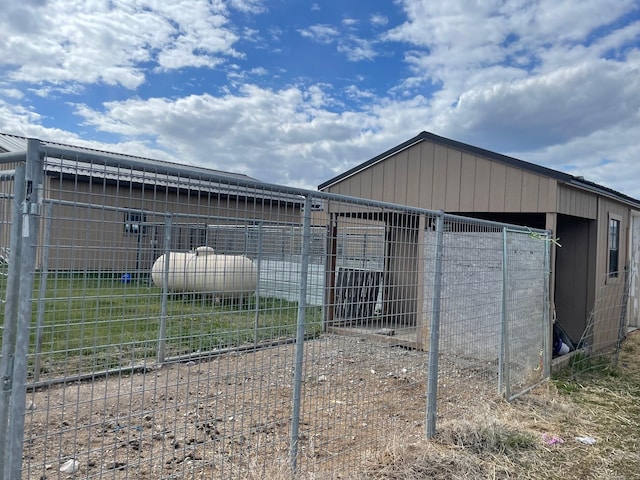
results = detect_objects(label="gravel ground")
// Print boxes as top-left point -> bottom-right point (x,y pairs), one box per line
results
21,334 -> 442,479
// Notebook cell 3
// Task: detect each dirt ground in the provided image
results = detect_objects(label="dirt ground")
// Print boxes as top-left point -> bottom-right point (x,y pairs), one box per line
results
21,335 -> 432,479
19,331 -> 640,479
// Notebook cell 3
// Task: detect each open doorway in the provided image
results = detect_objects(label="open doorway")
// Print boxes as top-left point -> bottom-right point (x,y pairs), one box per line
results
554,214 -> 597,346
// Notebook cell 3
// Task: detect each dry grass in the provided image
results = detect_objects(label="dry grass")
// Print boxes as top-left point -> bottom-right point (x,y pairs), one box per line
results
350,330 -> 640,480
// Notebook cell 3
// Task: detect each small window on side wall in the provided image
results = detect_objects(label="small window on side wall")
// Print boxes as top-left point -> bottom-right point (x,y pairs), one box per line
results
608,216 -> 620,278
124,211 -> 147,236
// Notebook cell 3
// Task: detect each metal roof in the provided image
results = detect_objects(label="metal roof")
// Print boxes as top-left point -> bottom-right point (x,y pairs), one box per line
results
0,132 -> 253,182
318,131 -> 640,209
0,132 -> 303,206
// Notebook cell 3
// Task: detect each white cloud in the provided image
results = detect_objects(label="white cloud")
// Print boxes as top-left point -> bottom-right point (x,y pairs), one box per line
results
437,59 -> 640,151
337,36 -> 378,62
298,24 -> 340,44
370,14 -> 388,27
1,0 -> 640,199
67,84 -> 418,188
0,0 -> 253,89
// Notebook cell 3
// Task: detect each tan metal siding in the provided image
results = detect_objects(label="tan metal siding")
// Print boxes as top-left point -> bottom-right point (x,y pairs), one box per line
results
489,162 -> 507,212
369,161 -> 385,202
431,144 -> 447,210
394,149 -> 409,206
383,155 -> 396,203
323,138 -> 560,215
406,146 -> 422,207
504,167 -> 522,211
537,177 -> 555,212
520,172 -> 539,211
459,153 -> 476,211
418,142 -> 434,209
42,178 -> 299,270
473,157 -> 491,211
444,149 -> 462,211
557,185 -> 597,219
359,166 -> 373,200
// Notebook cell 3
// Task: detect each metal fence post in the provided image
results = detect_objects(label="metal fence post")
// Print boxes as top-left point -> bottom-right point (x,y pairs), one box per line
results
0,163 -> 26,479
157,214 -> 172,365
499,228 -> 511,398
543,233 -> 551,379
426,213 -> 444,439
290,195 -> 312,474
5,139 -> 44,479
33,202 -> 53,383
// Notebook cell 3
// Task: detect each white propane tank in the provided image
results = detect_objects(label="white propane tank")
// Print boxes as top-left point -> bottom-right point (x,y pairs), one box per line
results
151,246 -> 258,298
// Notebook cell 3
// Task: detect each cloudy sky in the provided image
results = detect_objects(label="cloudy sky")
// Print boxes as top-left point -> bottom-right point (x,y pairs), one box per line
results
1,0 -> 639,196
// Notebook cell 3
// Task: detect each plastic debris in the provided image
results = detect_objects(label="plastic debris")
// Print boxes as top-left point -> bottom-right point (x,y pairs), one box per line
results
575,436 -> 597,445
542,433 -> 564,446
60,459 -> 79,474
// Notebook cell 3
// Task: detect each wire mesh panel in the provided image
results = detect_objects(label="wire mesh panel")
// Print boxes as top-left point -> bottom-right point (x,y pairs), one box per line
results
425,219 -> 551,427
564,270 -> 631,377
1,141 -> 553,479
503,228 -> 550,400
425,217 -> 506,425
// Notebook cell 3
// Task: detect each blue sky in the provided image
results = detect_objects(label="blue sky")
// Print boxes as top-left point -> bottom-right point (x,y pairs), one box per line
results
1,0 -> 639,196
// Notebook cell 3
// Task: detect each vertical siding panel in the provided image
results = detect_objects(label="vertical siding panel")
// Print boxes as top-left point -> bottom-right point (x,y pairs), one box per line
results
489,162 -> 507,212
383,158 -> 395,203
370,162 -> 385,202
419,142 -> 435,209
406,145 -> 422,208
394,150 -> 409,206
459,153 -> 476,211
520,172 -> 540,212
473,157 -> 491,211
360,167 -> 373,200
445,148 -> 462,211
349,169 -> 362,198
548,179 -> 558,212
537,176 -> 550,212
504,167 -> 523,212
432,144 -> 447,210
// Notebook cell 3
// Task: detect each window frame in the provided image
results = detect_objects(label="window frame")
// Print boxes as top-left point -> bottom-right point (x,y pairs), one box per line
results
124,210 -> 147,237
607,213 -> 622,279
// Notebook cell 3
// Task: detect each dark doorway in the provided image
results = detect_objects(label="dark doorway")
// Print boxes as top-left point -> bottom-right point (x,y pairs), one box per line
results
554,214 -> 596,345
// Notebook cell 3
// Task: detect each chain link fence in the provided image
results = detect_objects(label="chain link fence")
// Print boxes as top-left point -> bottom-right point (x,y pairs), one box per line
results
0,141 -> 550,479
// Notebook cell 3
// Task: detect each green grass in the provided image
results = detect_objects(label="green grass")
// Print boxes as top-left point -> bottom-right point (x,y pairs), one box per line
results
0,272 -> 323,379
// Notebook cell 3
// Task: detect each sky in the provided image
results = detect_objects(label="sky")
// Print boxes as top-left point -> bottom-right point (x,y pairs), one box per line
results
0,0 -> 639,197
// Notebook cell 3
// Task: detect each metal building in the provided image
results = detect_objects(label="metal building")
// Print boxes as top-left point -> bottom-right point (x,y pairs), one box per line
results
0,133 -> 303,273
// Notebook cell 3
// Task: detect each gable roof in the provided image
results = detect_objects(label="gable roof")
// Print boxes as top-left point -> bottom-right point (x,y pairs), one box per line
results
319,131 -> 640,209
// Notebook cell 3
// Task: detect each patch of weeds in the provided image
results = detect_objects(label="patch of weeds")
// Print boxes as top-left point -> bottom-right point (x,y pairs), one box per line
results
552,379 -> 580,394
438,421 -> 536,455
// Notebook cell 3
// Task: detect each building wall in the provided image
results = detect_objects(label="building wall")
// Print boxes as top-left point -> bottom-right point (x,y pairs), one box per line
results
39,176 -> 301,271
557,185 -> 598,219
593,196 -> 630,347
325,141 -> 558,214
